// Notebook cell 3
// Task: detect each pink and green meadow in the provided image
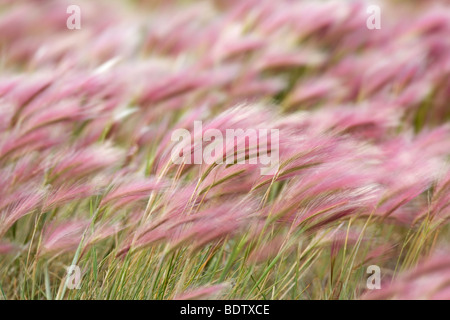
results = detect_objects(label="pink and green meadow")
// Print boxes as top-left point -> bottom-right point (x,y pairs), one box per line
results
0,0 -> 449,300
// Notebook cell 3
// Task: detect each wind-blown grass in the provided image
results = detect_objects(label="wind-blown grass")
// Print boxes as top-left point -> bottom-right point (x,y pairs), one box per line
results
0,0 -> 449,300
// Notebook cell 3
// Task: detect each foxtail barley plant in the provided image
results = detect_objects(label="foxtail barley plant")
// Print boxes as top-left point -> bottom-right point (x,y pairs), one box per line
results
0,0 -> 449,300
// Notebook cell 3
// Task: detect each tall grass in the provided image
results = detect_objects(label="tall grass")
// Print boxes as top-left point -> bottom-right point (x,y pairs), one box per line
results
0,0 -> 450,300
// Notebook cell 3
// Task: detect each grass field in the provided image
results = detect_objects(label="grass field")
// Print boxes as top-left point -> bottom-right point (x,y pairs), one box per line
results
0,0 -> 449,300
